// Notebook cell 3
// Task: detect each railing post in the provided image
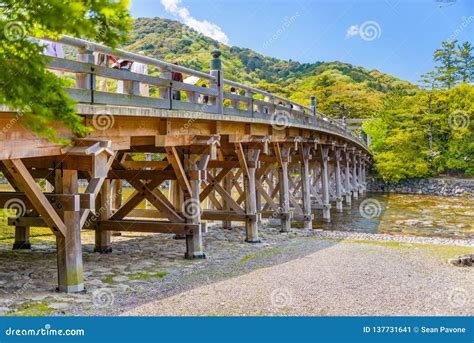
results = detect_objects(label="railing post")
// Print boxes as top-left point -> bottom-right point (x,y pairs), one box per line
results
209,49 -> 224,114
268,96 -> 276,115
76,47 -> 96,91
245,90 -> 253,113
159,66 -> 172,100
310,95 -> 317,116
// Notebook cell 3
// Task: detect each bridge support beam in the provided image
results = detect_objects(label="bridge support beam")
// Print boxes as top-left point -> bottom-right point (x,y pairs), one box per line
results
170,180 -> 185,239
352,151 -> 359,200
13,226 -> 31,250
55,169 -> 84,293
94,180 -> 112,253
301,145 -> 313,229
344,150 -> 352,206
242,148 -> 261,243
357,155 -> 364,197
334,148 -> 343,213
319,145 -> 331,222
276,144 -> 291,232
222,173 -> 233,230
184,154 -> 206,259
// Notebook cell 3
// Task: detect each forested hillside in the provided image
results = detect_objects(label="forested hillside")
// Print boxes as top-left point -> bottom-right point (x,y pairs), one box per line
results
123,17 -> 415,119
123,17 -> 472,181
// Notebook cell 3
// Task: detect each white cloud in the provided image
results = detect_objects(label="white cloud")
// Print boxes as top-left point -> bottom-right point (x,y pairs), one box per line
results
346,25 -> 360,38
160,0 -> 229,44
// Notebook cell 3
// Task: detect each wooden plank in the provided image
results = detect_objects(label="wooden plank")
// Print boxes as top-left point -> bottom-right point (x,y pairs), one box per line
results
165,147 -> 192,196
89,220 -> 196,235
201,210 -> 257,222
121,160 -> 170,170
107,169 -> 176,180
234,143 -> 249,178
0,192 -> 84,211
2,160 -> 66,236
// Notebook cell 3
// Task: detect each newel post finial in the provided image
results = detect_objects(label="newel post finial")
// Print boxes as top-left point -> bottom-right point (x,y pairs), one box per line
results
210,49 -> 222,71
310,95 -> 317,115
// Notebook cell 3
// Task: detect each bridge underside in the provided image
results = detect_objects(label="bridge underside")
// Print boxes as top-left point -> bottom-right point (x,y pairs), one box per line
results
0,107 -> 370,293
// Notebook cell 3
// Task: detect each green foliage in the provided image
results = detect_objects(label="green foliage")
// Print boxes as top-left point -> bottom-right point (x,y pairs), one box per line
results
0,0 -> 132,141
125,17 -> 415,119
367,84 -> 473,181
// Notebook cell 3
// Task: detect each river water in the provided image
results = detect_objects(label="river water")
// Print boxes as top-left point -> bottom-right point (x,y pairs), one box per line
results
312,192 -> 474,240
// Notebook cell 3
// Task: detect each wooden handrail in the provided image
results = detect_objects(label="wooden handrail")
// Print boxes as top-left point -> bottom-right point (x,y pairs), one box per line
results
35,35 -> 368,149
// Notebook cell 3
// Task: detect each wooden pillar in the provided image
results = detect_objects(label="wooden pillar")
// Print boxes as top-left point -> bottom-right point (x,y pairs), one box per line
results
301,145 -> 313,229
244,148 -> 261,243
184,154 -> 205,259
278,146 -> 291,232
94,180 -> 112,253
344,151 -> 352,206
170,180 -> 185,239
111,179 -> 122,237
319,145 -> 331,222
359,157 -> 365,195
13,226 -> 31,250
55,169 -> 84,293
222,173 -> 232,229
352,151 -> 359,200
334,149 -> 343,213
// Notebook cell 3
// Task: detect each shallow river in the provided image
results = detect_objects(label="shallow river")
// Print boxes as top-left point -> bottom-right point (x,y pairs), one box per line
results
312,192 -> 474,240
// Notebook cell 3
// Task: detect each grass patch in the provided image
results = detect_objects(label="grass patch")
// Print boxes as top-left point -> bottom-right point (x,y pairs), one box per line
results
6,302 -> 54,316
238,245 -> 286,263
102,272 -> 168,284
101,276 -> 115,284
128,272 -> 168,280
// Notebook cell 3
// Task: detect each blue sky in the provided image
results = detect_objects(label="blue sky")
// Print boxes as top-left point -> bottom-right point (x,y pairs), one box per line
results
130,0 -> 473,83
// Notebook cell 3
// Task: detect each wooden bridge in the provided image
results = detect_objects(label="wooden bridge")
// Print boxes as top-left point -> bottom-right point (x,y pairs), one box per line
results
0,36 -> 371,293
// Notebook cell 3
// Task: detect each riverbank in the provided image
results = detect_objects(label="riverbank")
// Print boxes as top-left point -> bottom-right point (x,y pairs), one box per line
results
0,224 -> 472,317
366,177 -> 474,196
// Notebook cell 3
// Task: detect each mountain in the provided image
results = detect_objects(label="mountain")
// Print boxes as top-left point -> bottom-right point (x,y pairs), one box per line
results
122,17 -> 417,118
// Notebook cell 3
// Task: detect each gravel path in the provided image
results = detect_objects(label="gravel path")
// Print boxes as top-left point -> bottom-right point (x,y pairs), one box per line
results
125,238 -> 474,316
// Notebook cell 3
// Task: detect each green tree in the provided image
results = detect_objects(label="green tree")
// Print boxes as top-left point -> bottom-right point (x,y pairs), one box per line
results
434,40 -> 459,89
0,0 -> 132,141
456,41 -> 473,84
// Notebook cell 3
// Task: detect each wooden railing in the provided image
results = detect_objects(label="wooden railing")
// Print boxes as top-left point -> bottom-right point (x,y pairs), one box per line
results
41,35 -> 367,148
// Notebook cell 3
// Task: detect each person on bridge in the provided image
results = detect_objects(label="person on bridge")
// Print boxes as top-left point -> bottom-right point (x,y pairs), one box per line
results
200,84 -> 209,105
131,52 -> 149,96
171,62 -> 184,100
